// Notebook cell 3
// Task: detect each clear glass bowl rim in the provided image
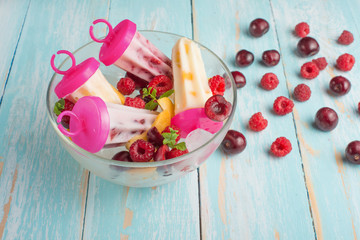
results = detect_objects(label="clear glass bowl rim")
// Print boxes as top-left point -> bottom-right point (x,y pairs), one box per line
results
46,30 -> 237,168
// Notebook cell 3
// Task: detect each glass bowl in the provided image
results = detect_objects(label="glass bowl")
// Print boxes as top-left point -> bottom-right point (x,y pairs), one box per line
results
46,30 -> 237,187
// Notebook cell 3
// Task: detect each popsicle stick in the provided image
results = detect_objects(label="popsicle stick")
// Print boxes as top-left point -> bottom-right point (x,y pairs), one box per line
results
82,1 -> 200,240
0,0 -> 30,105
0,0 -> 109,239
193,0 -> 316,238
271,0 -> 360,238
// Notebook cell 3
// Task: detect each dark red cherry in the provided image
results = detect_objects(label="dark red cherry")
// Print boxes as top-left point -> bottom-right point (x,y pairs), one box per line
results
221,130 -> 247,154
297,37 -> 320,57
346,141 -> 360,164
329,76 -> 351,96
231,71 -> 246,88
235,50 -> 254,67
315,107 -> 338,131
249,18 -> 269,37
262,50 -> 280,66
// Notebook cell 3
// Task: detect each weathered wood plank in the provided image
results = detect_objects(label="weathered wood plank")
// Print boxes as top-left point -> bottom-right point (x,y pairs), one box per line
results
0,0 -> 30,103
194,0 -> 316,239
82,1 -> 200,240
0,0 -> 109,239
271,0 -> 360,239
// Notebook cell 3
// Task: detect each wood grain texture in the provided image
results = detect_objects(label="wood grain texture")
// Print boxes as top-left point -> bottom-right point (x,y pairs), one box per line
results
82,1 -> 200,240
271,0 -> 360,239
0,0 -> 30,103
0,0 -> 109,239
194,0 -> 315,239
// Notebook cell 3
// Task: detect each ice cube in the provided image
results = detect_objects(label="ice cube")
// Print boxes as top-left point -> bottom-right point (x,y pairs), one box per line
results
185,128 -> 214,152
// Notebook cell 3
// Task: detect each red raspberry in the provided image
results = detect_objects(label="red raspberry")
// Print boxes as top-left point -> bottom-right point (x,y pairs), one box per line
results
270,137 -> 292,157
166,148 -> 189,159
295,22 -> 310,38
273,96 -> 294,115
61,99 -> 75,129
124,97 -> 145,109
336,53 -> 355,71
162,125 -> 182,143
129,140 -> 155,162
293,84 -> 311,102
208,75 -> 226,95
312,57 -> 328,70
249,112 -> 268,131
116,77 -> 136,95
260,73 -> 279,90
300,62 -> 319,79
338,30 -> 354,45
149,75 -> 173,97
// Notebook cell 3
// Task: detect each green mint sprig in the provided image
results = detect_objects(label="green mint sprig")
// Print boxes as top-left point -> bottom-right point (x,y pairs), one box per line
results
161,127 -> 187,151
54,98 -> 65,116
142,87 -> 174,111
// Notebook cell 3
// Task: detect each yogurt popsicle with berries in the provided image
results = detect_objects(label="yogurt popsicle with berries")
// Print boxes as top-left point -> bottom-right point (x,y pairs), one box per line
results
51,50 -> 124,104
89,19 -> 172,82
171,37 -> 222,137
57,96 -> 158,153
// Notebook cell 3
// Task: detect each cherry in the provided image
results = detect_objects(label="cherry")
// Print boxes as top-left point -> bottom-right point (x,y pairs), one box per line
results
297,37 -> 320,57
235,50 -> 254,67
112,151 -> 132,162
315,107 -> 338,131
221,130 -> 246,154
329,76 -> 351,96
249,18 -> 269,37
231,71 -> 246,88
147,127 -> 164,147
204,95 -> 232,122
154,145 -> 170,161
345,141 -> 360,164
262,50 -> 280,66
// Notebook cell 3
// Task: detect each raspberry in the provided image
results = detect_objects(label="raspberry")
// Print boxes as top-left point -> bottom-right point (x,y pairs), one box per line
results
312,57 -> 328,70
208,75 -> 226,95
116,77 -> 135,95
300,62 -> 319,79
273,96 -> 294,115
148,75 -> 173,97
260,73 -> 279,90
270,137 -> 292,157
124,97 -> 145,109
249,112 -> 268,131
61,99 -> 75,129
295,22 -> 310,38
338,30 -> 354,45
166,148 -> 189,159
125,72 -> 148,89
204,95 -> 232,122
293,84 -> 311,102
162,125 -> 182,143
129,139 -> 155,162
336,53 -> 355,71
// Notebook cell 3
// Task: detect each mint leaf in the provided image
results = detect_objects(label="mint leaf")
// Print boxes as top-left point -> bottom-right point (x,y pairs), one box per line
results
173,142 -> 187,151
159,89 -> 174,99
54,98 -> 65,116
161,127 -> 180,148
145,99 -> 158,110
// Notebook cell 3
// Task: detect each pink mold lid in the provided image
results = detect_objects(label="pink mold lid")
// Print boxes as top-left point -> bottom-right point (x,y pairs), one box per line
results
51,50 -> 100,99
171,108 -> 223,138
56,96 -> 110,153
89,19 -> 137,66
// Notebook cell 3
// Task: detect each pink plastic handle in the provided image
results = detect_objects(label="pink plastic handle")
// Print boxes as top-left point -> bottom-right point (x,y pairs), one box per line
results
89,19 -> 113,43
57,111 -> 82,137
50,50 -> 76,75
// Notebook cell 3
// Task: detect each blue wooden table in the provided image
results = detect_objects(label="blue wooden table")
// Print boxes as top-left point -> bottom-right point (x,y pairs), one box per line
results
1,0 -> 360,239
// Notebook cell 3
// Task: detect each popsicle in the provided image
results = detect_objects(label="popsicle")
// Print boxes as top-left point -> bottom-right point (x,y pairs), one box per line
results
171,37 -> 212,115
51,50 -> 124,104
171,38 -> 223,137
57,96 -> 158,153
89,19 -> 172,82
